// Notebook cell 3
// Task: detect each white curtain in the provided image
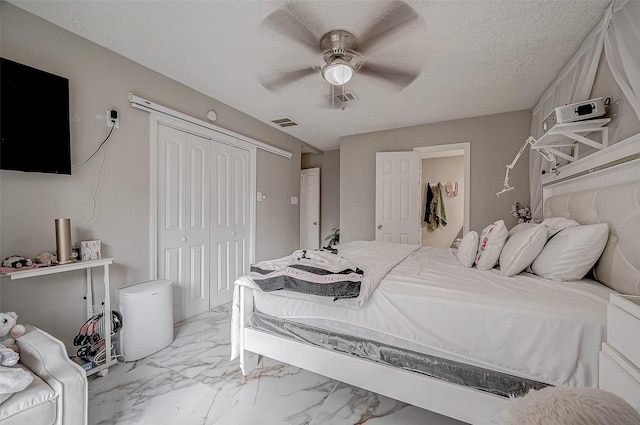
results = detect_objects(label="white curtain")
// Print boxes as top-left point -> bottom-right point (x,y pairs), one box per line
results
529,0 -> 640,220
528,3 -> 612,221
605,0 -> 640,123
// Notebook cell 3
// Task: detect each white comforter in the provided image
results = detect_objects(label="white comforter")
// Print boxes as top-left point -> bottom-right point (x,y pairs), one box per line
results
230,241 -> 420,360
249,247 -> 614,387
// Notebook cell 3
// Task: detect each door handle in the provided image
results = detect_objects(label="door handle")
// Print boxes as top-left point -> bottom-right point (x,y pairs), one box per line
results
231,231 -> 236,236
313,222 -> 319,225
181,237 -> 187,242
377,225 -> 382,230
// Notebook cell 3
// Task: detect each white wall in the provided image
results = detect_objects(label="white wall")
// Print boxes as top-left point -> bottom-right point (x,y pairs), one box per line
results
0,3 -> 304,351
340,110 -> 532,243
421,156 -> 464,248
256,150 -> 302,261
302,149 -> 340,245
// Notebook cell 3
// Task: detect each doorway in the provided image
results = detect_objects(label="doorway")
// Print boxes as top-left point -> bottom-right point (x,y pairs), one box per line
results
373,143 -> 469,246
421,155 -> 464,247
300,168 -> 320,249
415,143 -> 470,248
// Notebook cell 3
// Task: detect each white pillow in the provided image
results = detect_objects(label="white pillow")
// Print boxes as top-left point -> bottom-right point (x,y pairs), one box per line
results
508,222 -> 537,237
531,223 -> 609,281
456,231 -> 478,268
475,220 -> 508,270
500,224 -> 547,276
541,217 -> 580,240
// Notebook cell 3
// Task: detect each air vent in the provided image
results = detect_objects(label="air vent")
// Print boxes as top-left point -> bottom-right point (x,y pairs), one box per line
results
326,90 -> 359,104
271,117 -> 298,128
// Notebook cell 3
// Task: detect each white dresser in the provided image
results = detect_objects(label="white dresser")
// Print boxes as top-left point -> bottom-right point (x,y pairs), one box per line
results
599,293 -> 640,411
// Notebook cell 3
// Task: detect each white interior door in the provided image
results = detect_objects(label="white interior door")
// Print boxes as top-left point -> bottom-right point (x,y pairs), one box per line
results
210,142 -> 251,308
375,152 -> 421,244
300,168 -> 320,249
157,124 -> 211,322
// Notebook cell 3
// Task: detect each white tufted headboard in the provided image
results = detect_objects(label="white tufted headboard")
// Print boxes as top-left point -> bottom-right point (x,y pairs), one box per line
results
542,134 -> 640,295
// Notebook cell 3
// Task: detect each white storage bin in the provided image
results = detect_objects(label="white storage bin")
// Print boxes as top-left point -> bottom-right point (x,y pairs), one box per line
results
117,279 -> 173,361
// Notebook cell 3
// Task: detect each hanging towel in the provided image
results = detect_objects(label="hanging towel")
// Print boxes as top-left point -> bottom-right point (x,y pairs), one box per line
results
434,182 -> 447,227
424,183 -> 433,222
428,183 -> 447,230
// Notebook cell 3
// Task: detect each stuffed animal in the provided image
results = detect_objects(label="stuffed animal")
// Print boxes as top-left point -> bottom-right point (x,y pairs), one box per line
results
1,255 -> 32,268
35,252 -> 56,265
0,312 -> 26,353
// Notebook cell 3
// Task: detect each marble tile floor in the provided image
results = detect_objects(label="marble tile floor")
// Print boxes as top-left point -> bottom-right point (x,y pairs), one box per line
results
88,305 -> 466,425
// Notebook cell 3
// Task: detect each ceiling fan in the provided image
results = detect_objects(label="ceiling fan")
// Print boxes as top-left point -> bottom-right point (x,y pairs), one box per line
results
258,1 -> 423,93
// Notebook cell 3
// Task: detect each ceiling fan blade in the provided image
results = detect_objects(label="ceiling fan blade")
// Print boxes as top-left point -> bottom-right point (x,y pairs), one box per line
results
358,1 -> 420,53
258,67 -> 318,92
261,2 -> 324,55
358,63 -> 420,90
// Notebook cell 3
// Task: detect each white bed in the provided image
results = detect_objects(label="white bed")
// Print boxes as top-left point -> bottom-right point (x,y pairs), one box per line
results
251,246 -> 612,388
233,133 -> 640,425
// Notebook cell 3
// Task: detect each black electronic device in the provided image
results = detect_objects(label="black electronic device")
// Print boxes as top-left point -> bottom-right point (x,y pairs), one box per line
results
1,58 -> 71,174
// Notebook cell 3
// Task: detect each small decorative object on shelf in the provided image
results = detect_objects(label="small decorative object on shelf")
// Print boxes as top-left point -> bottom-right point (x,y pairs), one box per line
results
55,218 -> 75,264
511,202 -> 532,223
80,240 -> 101,261
35,252 -> 56,266
1,256 -> 32,269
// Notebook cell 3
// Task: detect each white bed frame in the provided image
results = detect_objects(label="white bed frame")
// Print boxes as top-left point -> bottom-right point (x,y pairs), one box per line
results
238,285 -> 505,424
237,133 -> 640,425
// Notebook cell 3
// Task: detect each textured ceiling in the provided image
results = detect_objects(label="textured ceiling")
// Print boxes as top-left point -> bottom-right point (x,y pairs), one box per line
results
9,0 -> 611,151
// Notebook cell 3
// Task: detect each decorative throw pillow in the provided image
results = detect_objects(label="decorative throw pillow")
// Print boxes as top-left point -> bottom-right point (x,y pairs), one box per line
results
499,224 -> 547,276
541,217 -> 580,240
456,231 -> 478,268
475,220 -> 508,270
531,223 -> 609,281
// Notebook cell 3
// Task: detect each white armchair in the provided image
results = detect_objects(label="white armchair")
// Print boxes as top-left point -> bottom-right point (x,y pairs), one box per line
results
0,325 -> 87,425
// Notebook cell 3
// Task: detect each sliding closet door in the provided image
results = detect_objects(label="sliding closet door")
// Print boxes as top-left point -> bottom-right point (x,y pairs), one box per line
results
375,151 -> 421,244
157,124 -> 211,322
210,142 -> 251,307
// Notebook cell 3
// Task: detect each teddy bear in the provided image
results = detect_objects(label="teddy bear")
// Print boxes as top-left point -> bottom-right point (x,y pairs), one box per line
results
0,312 -> 26,353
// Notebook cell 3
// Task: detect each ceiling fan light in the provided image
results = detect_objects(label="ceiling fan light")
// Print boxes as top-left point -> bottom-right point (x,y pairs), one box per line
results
322,60 -> 354,85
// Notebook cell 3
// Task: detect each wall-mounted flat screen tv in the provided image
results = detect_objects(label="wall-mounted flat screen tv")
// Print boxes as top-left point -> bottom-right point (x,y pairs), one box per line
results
1,58 -> 71,174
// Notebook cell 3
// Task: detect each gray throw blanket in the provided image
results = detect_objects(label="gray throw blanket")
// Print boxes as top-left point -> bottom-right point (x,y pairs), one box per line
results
249,249 -> 364,300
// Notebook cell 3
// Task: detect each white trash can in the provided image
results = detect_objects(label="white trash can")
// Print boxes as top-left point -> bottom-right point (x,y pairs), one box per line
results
116,279 -> 173,361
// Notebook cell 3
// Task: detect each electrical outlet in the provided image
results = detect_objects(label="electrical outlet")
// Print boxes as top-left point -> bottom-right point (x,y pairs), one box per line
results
106,109 -> 119,129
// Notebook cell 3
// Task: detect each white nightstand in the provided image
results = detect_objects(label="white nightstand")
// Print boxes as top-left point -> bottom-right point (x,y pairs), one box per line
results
599,293 -> 640,411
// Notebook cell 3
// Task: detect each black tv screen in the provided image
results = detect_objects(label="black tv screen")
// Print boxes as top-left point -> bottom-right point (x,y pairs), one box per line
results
1,58 -> 71,174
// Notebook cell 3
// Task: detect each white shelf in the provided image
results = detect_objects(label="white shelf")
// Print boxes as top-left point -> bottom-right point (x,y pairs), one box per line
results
0,258 -> 113,280
532,118 -> 611,163
0,257 -> 116,377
